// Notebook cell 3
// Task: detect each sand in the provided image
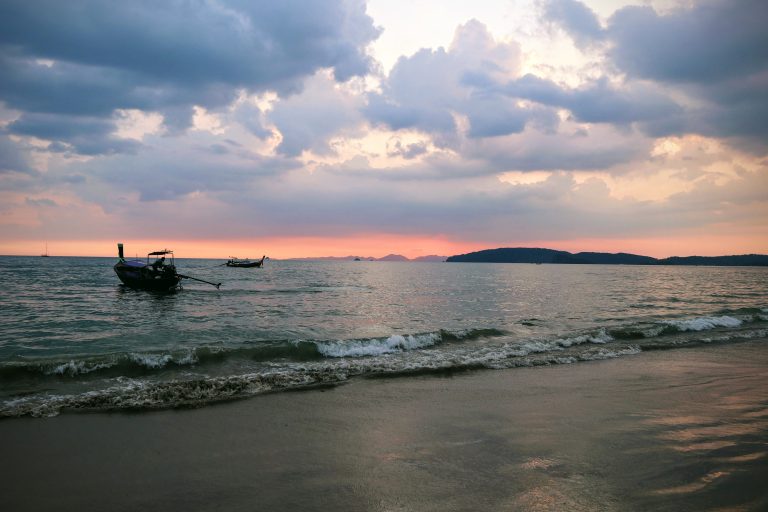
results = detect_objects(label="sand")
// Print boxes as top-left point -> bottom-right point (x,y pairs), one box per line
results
1,340 -> 767,512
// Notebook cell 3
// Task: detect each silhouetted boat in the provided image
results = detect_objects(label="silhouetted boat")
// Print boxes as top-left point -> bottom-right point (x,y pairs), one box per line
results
41,243 -> 50,257
226,255 -> 265,268
114,243 -> 220,291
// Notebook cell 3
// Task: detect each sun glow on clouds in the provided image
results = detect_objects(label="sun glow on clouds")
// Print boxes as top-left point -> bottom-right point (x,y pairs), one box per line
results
114,110 -> 164,140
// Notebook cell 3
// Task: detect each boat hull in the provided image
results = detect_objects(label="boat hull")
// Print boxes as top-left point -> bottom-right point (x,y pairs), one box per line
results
114,262 -> 181,291
226,261 -> 262,268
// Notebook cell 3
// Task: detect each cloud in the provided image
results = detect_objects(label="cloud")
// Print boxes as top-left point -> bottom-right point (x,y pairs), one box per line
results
542,0 -> 604,49
0,133 -> 33,174
607,0 -> 768,84
464,123 -> 652,173
537,0 -> 768,148
169,160 -> 767,244
0,0 -> 380,151
266,73 -> 364,156
364,20 -> 534,142
502,74 -> 681,125
8,112 -> 140,155
386,139 -> 429,159
233,103 -> 272,140
92,150 -> 296,203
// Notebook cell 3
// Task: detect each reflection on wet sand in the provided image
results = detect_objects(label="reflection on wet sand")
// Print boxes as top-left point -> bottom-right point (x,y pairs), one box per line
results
652,471 -> 729,495
639,365 -> 768,506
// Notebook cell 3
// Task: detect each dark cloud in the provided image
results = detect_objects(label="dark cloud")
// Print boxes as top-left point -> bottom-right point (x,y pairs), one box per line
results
0,0 -> 379,151
81,142 -> 298,203
503,74 -> 681,125
537,0 -> 768,147
542,0 -> 604,48
0,0 -> 379,88
0,134 -> 33,174
8,112 -> 140,155
464,95 -> 530,138
233,103 -> 272,140
386,139 -> 429,159
471,129 -> 651,173
607,1 -> 768,84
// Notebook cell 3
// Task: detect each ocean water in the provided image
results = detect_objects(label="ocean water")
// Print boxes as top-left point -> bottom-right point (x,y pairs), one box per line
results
0,256 -> 766,418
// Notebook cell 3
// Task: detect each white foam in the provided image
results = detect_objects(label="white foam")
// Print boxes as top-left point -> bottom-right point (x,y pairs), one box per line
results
579,346 -> 642,361
556,328 -> 613,347
664,316 -> 742,332
316,332 -> 441,358
129,353 -> 173,369
46,359 -> 115,376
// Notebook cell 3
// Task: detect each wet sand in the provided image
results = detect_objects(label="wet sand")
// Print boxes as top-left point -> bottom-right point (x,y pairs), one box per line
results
1,340 -> 767,512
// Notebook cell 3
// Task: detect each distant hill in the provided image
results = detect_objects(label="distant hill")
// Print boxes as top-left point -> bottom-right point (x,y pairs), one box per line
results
446,248 -> 768,266
412,255 -> 447,262
378,253 -> 410,261
446,248 -> 586,264
659,254 -> 768,266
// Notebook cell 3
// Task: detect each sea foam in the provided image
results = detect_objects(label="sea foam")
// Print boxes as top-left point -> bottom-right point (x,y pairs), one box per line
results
664,316 -> 742,332
316,332 -> 442,357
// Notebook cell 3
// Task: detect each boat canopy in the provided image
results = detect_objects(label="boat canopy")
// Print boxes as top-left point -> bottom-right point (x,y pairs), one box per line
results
148,250 -> 173,256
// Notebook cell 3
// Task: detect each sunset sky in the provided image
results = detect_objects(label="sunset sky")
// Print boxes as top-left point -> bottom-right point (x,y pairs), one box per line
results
1,0 -> 766,258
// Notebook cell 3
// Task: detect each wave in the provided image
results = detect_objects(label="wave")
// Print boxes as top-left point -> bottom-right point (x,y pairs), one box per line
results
662,315 -> 742,332
0,328 -> 507,380
0,341 -> 644,418
1,312 -> 763,384
1,312 -> 765,418
608,311 -> 766,340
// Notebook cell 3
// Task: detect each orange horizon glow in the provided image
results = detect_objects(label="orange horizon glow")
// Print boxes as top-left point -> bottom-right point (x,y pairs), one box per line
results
1,233 -> 766,260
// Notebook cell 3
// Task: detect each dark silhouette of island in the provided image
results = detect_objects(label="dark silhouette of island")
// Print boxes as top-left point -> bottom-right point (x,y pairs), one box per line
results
446,248 -> 768,266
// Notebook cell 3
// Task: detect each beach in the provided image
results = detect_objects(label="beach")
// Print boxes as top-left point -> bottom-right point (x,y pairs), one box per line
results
2,339 -> 766,512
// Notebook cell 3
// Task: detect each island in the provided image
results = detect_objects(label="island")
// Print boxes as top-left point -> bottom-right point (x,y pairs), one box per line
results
445,247 -> 768,266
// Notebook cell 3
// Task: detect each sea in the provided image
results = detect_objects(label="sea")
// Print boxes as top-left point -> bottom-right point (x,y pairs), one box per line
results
1,256 -> 766,418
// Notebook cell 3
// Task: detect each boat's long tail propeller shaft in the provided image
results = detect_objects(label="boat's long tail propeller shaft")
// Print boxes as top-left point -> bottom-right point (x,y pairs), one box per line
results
178,274 -> 221,289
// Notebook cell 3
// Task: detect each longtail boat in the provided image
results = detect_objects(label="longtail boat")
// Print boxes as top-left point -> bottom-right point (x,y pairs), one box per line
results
114,243 -> 220,291
226,255 -> 265,268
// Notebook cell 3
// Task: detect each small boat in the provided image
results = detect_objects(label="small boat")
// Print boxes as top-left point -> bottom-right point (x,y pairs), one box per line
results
114,243 -> 221,291
114,244 -> 181,291
226,255 -> 265,268
41,243 -> 50,257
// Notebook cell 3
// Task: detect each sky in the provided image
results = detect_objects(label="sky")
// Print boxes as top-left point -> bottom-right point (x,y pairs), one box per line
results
0,0 -> 766,259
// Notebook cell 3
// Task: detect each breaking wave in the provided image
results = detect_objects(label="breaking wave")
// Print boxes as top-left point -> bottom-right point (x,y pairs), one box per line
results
1,312 -> 765,418
0,340 -> 643,418
0,328 -> 507,380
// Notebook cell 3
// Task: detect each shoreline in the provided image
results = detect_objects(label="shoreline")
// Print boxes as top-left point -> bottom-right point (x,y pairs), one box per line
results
1,340 -> 767,511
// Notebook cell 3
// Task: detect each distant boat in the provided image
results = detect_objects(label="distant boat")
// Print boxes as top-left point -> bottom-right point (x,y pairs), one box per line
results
226,255 -> 265,268
41,243 -> 50,257
114,243 -> 220,291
